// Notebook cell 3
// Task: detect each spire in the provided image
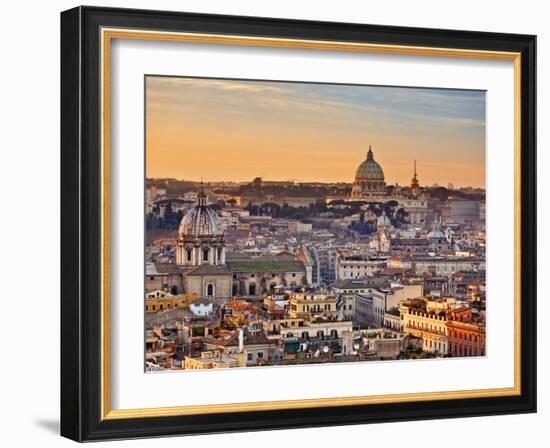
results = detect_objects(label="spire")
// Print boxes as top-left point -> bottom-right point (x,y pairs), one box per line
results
197,178 -> 206,207
411,159 -> 420,191
367,145 -> 373,160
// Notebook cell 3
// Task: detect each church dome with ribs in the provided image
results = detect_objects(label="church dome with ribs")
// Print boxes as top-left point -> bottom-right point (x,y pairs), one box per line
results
355,146 -> 385,182
178,191 -> 220,238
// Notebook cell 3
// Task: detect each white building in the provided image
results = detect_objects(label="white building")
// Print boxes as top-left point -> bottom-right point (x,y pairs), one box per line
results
335,251 -> 388,280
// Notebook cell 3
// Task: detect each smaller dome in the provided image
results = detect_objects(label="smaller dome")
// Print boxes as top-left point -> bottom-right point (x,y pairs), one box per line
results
427,229 -> 445,239
178,191 -> 220,238
427,217 -> 445,239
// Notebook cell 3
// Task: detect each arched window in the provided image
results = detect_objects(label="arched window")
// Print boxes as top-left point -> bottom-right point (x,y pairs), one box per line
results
249,283 -> 256,296
203,249 -> 209,262
206,283 -> 214,297
186,249 -> 192,262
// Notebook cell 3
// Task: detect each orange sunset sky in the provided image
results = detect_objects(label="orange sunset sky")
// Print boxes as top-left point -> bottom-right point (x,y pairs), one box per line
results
146,76 -> 486,188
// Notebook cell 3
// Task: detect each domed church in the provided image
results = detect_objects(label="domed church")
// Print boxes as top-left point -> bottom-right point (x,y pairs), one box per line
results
175,188 -> 232,301
346,146 -> 430,224
351,146 -> 387,199
160,186 -> 307,302
176,189 -> 226,266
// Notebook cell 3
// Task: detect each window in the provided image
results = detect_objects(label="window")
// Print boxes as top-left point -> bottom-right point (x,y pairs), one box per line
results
249,283 -> 256,295
257,352 -> 264,359
206,283 -> 214,297
247,353 -> 253,361
203,249 -> 209,262
186,249 -> 192,261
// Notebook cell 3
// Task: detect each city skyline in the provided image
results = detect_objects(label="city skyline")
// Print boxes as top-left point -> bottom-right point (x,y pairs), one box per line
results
146,176 -> 484,189
145,76 -> 487,371
146,76 -> 486,188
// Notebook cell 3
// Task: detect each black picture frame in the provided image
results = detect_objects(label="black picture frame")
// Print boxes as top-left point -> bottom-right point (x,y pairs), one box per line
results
61,5 -> 536,442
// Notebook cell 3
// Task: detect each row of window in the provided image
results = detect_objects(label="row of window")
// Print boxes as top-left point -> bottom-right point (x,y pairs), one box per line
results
451,344 -> 484,357
285,330 -> 339,339
450,330 -> 482,343
407,320 -> 446,334
425,339 -> 446,352
246,352 -> 264,361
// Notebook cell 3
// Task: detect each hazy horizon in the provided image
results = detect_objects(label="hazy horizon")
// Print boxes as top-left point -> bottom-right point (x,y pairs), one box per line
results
146,76 -> 486,188
146,177 -> 484,189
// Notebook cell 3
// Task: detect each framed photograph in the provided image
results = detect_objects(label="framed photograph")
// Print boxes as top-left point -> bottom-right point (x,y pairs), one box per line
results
60,6 -> 536,441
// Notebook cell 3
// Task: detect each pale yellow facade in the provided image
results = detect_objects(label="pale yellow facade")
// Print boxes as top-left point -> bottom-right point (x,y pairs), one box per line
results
289,292 -> 338,319
184,350 -> 246,370
400,305 -> 449,354
145,293 -> 198,313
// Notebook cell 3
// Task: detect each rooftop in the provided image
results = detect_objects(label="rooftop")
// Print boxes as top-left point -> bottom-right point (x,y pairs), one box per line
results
227,258 -> 306,273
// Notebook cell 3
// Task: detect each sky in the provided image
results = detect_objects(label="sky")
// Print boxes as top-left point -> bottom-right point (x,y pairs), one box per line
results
146,76 -> 486,188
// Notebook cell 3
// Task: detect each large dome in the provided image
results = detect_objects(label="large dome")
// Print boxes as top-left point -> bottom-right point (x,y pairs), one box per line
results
178,191 -> 220,237
355,147 -> 385,182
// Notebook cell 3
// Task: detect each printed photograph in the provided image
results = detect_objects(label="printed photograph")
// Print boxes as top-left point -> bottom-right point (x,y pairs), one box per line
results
144,76 -> 486,372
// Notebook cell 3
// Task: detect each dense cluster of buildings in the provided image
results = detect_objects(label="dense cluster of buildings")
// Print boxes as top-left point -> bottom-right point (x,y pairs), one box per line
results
145,148 -> 486,371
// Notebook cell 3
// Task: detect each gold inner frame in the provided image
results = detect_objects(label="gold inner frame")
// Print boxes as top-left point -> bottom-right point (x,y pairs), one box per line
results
100,27 -> 522,420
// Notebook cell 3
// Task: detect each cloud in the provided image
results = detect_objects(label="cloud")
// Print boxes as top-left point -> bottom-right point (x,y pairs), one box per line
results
145,76 -> 485,186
